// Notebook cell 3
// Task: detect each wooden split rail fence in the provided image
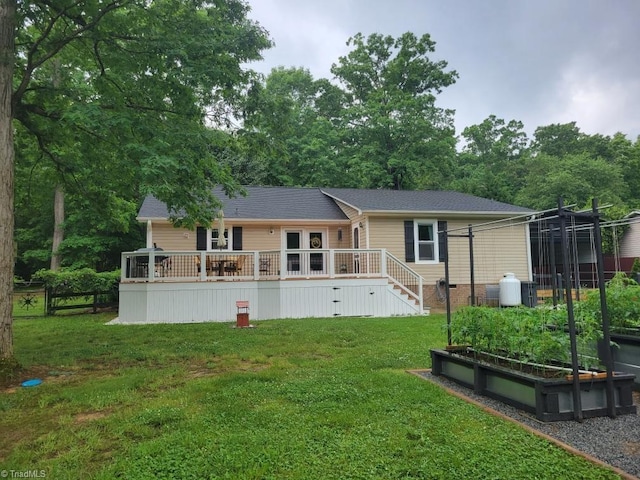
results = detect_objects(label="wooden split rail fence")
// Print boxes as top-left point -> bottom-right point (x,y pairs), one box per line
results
45,289 -> 118,315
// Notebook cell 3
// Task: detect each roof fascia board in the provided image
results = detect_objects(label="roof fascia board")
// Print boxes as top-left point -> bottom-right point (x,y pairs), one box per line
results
362,210 -> 529,217
137,217 -> 171,222
139,217 -> 350,225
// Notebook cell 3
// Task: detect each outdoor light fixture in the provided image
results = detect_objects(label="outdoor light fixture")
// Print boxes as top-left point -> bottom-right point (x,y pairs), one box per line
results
337,228 -> 343,241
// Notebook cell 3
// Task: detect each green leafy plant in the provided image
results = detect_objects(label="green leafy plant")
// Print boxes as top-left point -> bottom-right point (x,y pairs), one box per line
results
33,268 -> 120,312
33,268 -> 120,295
578,272 -> 640,331
450,305 -> 601,370
631,258 -> 640,275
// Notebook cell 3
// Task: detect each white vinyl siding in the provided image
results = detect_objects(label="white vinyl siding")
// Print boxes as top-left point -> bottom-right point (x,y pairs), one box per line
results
621,221 -> 640,258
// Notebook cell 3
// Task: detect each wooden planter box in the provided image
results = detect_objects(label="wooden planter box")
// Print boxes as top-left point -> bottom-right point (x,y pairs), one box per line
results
599,332 -> 640,388
430,348 -> 637,422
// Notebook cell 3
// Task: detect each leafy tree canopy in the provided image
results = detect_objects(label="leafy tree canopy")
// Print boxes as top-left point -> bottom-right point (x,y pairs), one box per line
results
239,67 -> 346,187
15,0 -> 272,232
331,32 -> 458,190
12,0 -> 272,273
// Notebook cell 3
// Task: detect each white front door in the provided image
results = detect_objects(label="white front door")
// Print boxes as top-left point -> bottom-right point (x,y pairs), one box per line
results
284,229 -> 327,275
286,230 -> 302,274
308,231 -> 325,274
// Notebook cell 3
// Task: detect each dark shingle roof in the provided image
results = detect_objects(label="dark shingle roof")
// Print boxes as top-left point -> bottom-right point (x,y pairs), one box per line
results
322,188 -> 533,214
139,186 -> 533,221
138,186 -> 349,220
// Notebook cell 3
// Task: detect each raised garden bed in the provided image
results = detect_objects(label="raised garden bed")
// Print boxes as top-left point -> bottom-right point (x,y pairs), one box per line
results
431,347 -> 637,422
580,274 -> 640,389
599,332 -> 640,389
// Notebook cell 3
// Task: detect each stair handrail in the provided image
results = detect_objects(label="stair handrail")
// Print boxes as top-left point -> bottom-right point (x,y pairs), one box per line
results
385,251 -> 424,312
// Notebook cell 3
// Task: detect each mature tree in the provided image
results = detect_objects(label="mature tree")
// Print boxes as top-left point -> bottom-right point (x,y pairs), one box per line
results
2,0 -> 271,358
451,115 -> 529,204
0,0 -> 16,358
609,133 -> 640,207
529,123 -> 640,210
532,122 -> 617,162
531,122 -> 583,157
515,153 -> 627,210
239,67 -> 346,187
331,32 -> 458,190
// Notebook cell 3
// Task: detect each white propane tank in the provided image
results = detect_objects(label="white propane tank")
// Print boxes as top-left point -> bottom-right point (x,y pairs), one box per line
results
499,273 -> 522,307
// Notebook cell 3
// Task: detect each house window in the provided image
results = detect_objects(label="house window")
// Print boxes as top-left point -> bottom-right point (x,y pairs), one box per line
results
414,220 -> 438,263
197,226 -> 242,251
210,228 -> 230,251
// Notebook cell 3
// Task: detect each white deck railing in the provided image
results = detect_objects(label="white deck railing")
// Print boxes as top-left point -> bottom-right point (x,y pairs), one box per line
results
385,252 -> 423,312
121,248 -> 423,309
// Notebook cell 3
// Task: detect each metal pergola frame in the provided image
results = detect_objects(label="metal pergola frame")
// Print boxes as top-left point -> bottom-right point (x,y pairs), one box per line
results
440,198 -> 617,421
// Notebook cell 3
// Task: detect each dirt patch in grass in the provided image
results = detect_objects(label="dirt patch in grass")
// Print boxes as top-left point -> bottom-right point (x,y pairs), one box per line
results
74,411 -> 111,424
186,359 -> 271,378
0,427 -> 33,463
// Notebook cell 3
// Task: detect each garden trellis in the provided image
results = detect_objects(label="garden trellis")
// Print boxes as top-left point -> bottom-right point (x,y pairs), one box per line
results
438,198 -> 620,421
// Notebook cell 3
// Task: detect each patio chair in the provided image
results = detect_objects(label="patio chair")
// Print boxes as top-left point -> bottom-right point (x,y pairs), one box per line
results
224,255 -> 245,276
259,258 -> 271,275
195,256 -> 215,275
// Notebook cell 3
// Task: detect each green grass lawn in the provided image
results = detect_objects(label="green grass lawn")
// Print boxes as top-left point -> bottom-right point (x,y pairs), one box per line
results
0,314 -> 622,479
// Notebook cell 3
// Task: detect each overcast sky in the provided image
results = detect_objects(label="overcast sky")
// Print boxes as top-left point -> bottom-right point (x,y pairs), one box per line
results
245,0 -> 640,142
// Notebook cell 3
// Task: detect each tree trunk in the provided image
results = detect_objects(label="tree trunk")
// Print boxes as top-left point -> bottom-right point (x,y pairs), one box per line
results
50,185 -> 64,270
0,0 -> 16,358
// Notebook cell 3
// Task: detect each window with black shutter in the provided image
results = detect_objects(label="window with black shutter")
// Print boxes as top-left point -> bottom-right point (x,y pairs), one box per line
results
404,221 -> 415,262
404,219 -> 443,263
196,227 -> 207,251
438,221 -> 448,263
232,226 -> 243,250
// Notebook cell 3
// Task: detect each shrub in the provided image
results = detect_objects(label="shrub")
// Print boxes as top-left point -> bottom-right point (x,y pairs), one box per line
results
33,268 -> 120,295
33,268 -> 120,312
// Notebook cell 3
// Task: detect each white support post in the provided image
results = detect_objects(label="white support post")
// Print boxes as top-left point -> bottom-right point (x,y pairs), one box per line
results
146,220 -> 153,248
200,252 -> 207,281
254,252 -> 260,279
121,253 -> 127,281
281,250 -> 287,279
148,251 -> 155,281
329,250 -> 335,278
381,249 -> 387,277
